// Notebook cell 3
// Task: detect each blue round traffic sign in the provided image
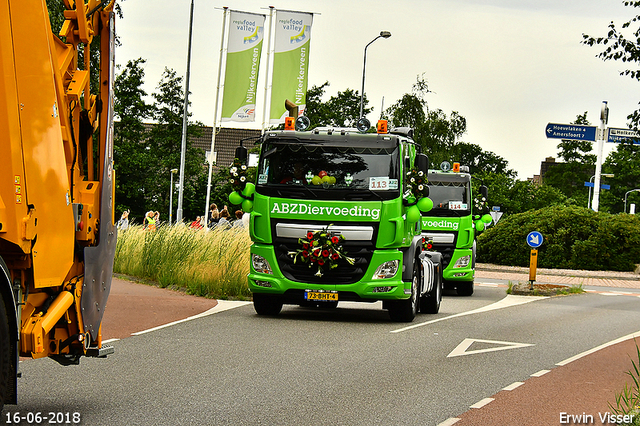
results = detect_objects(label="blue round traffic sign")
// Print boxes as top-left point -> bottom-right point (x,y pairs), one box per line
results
527,231 -> 543,248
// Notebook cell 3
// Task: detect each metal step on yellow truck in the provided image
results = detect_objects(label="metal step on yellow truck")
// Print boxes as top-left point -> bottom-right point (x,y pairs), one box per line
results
0,0 -> 117,409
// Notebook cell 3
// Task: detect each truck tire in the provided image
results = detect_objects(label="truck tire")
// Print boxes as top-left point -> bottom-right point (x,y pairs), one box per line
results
456,281 -> 474,296
420,266 -> 442,314
388,263 -> 419,322
253,293 -> 283,316
0,296 -> 10,411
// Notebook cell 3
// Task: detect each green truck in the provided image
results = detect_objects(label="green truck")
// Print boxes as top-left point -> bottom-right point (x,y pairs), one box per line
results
235,125 -> 443,322
421,162 -> 491,296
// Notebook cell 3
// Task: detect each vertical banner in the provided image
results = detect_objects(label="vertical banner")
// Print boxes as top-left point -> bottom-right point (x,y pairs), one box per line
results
221,11 -> 266,122
269,10 -> 313,124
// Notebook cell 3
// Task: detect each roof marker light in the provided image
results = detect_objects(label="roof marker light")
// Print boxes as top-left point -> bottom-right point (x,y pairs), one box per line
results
377,120 -> 388,134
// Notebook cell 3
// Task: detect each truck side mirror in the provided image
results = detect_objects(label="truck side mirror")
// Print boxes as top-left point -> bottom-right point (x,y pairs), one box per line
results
480,185 -> 488,199
235,145 -> 248,163
416,153 -> 429,174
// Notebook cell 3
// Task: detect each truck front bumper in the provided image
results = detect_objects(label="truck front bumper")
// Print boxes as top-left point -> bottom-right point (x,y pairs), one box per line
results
248,243 -> 410,302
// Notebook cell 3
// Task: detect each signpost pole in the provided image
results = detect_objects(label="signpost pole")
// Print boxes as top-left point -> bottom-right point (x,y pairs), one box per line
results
591,101 -> 609,212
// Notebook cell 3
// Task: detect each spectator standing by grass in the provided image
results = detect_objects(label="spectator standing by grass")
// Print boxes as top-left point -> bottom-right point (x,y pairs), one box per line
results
218,209 -> 231,230
118,210 -> 130,231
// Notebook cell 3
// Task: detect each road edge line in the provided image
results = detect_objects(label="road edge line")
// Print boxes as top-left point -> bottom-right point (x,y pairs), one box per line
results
556,329 -> 640,366
131,300 -> 252,336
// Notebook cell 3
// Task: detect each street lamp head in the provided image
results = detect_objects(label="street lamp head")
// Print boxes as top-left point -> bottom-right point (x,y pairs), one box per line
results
602,173 -> 614,178
171,168 -> 179,174
380,31 -> 391,38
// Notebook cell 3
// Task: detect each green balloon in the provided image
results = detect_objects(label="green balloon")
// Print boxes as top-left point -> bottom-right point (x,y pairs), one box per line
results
242,199 -> 254,212
407,195 -> 416,205
407,205 -> 421,223
481,214 -> 493,224
475,220 -> 485,231
242,182 -> 255,197
417,197 -> 433,213
229,191 -> 243,205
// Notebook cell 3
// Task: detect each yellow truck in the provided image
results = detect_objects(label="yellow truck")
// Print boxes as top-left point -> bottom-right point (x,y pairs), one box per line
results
0,0 -> 117,409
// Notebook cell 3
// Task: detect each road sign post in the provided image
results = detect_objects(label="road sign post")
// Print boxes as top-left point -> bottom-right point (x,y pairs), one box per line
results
526,231 -> 543,290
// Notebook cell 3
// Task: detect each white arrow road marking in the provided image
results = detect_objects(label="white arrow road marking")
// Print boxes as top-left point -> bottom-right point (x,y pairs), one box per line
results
447,338 -> 535,358
391,294 -> 547,333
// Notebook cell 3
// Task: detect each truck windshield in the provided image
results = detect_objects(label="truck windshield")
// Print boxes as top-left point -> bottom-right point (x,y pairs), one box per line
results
427,180 -> 471,216
256,141 -> 400,200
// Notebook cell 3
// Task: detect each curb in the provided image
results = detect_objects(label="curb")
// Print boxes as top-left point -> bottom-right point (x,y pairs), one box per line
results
476,263 -> 640,282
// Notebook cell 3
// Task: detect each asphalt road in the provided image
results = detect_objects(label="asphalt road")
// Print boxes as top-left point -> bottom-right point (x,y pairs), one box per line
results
3,275 -> 640,426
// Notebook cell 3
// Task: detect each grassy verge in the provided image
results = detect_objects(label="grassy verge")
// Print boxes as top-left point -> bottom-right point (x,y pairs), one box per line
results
506,282 -> 585,296
114,224 -> 251,299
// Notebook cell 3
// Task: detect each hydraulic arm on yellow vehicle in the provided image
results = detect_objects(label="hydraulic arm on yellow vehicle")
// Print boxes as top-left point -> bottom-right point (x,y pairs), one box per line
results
0,0 -> 117,408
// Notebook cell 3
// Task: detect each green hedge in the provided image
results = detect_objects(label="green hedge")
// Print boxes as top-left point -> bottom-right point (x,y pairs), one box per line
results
477,205 -> 640,271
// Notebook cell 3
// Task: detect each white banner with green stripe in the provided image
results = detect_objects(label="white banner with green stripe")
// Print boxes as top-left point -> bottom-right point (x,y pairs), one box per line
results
221,10 -> 265,122
269,10 -> 313,124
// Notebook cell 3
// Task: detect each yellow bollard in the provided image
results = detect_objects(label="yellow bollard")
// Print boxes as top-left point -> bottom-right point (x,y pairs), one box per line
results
529,249 -> 538,290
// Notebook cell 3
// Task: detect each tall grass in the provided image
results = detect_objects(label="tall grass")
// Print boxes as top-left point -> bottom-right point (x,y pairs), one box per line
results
114,224 -> 252,299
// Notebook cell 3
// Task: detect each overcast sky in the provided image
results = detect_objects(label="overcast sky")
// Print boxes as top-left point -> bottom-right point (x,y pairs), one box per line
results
115,0 -> 639,179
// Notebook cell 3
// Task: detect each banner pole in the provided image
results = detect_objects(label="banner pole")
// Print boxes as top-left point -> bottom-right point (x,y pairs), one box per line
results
176,0 -> 195,224
204,6 -> 229,227
261,6 -> 275,134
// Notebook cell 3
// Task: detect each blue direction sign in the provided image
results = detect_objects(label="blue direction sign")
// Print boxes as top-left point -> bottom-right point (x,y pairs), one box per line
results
584,182 -> 611,190
607,127 -> 640,144
545,123 -> 597,141
527,231 -> 543,248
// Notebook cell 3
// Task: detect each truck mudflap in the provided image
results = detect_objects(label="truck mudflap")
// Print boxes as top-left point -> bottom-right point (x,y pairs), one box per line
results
419,251 -> 441,296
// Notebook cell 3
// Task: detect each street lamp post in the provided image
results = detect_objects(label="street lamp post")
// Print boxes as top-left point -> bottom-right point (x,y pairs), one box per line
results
588,173 -> 614,210
169,168 -> 178,225
359,31 -> 391,122
624,189 -> 640,213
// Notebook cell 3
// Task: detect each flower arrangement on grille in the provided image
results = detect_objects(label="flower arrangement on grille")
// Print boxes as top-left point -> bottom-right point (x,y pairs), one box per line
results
289,227 -> 355,277
421,236 -> 434,250
406,168 -> 428,199
473,195 -> 488,214
229,158 -> 248,191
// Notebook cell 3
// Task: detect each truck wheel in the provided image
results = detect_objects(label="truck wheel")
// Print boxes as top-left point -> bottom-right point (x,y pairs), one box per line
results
420,270 -> 442,314
456,281 -> 474,296
0,296 -> 10,411
253,293 -> 283,316
388,263 -> 419,322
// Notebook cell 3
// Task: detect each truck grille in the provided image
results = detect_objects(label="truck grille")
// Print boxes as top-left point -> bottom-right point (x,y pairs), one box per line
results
272,220 -> 376,284
275,243 -> 373,284
422,231 -> 458,270
431,244 -> 455,269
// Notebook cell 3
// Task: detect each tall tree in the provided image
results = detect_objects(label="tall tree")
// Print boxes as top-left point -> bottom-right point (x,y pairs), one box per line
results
583,2 -> 640,129
305,82 -> 372,129
113,59 -> 154,219
147,68 -> 207,222
602,142 -> 640,212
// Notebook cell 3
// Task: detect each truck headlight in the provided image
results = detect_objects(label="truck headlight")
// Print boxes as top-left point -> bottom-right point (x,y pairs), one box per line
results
373,260 -> 399,279
453,255 -> 471,268
252,254 -> 273,274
